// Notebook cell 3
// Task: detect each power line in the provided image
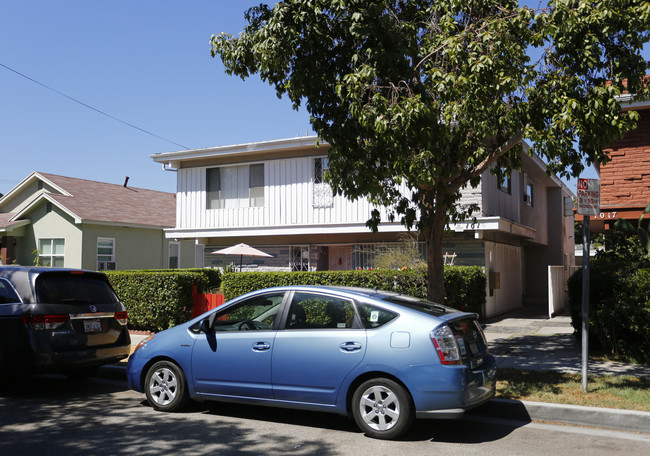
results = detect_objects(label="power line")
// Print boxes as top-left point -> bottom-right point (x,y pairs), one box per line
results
0,62 -> 191,150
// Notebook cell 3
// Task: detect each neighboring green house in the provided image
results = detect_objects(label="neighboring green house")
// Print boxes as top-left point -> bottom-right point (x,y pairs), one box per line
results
0,172 -> 195,270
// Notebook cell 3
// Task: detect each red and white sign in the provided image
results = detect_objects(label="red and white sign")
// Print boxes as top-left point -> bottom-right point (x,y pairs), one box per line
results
577,178 -> 600,216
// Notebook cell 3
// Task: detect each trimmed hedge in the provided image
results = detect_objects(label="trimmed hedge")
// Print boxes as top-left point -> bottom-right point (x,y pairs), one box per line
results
222,266 -> 486,316
122,268 -> 221,292
106,266 -> 485,332
105,269 -> 220,332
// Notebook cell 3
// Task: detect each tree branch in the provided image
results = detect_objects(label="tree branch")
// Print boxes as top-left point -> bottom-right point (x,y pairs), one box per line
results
449,127 -> 527,193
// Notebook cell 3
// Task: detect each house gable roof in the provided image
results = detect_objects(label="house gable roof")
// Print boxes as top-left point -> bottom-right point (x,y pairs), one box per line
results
0,172 -> 175,229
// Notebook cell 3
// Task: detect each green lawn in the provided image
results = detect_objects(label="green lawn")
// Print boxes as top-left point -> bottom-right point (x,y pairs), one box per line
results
496,368 -> 650,412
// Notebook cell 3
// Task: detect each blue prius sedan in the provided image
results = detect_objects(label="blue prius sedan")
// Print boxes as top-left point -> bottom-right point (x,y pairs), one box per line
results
126,286 -> 496,439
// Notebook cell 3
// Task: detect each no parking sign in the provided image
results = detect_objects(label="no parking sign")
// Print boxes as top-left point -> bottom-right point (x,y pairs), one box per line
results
577,178 -> 600,216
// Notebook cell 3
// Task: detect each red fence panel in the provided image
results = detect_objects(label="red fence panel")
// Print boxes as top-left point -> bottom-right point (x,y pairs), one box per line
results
191,285 -> 225,318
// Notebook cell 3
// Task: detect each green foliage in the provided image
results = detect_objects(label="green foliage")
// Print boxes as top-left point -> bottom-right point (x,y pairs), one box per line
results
568,227 -> 650,363
222,266 -> 486,317
614,202 -> 650,258
32,249 -> 42,266
443,266 -> 487,314
105,269 -> 220,332
212,0 -> 649,301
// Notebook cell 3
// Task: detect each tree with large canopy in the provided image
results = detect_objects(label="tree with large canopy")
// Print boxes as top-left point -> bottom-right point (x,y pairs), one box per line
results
211,0 -> 649,302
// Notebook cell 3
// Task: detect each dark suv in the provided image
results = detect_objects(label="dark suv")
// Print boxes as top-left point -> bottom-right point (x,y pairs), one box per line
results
0,266 -> 131,377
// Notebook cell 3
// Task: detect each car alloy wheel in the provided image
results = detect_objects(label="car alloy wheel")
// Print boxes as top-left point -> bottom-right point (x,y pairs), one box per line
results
352,378 -> 414,439
145,360 -> 189,412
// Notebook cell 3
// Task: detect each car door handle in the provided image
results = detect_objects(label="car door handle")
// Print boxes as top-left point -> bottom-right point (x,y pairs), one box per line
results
252,342 -> 271,351
340,342 -> 362,352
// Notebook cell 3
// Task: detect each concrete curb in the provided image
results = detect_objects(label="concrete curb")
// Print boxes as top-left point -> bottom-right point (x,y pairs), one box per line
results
472,398 -> 650,434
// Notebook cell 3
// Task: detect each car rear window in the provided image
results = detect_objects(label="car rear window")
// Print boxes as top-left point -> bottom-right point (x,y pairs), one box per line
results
358,303 -> 398,329
35,272 -> 119,304
382,296 -> 457,317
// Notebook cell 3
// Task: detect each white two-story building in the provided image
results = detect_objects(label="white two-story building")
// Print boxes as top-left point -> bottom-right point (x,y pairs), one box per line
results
152,136 -> 575,317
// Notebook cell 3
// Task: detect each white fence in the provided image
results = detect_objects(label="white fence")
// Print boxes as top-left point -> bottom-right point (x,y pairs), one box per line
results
548,265 -> 567,318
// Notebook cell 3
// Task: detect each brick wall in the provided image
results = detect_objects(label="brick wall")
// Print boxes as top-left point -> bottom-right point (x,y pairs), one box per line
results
601,110 -> 650,208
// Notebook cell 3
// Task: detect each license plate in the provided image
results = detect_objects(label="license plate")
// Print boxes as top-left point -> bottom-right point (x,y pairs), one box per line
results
83,319 -> 102,333
468,340 -> 480,356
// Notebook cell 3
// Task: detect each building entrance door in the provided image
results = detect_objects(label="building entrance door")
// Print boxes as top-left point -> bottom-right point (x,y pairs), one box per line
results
328,246 -> 352,270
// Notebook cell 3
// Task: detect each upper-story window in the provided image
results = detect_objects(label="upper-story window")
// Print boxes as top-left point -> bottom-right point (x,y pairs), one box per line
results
313,157 -> 333,208
314,157 -> 329,183
207,164 -> 265,209
497,171 -> 511,195
524,182 -> 534,207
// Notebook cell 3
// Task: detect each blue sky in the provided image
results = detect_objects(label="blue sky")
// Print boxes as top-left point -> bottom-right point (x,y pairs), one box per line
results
0,1 -> 313,195
0,1 -> 643,197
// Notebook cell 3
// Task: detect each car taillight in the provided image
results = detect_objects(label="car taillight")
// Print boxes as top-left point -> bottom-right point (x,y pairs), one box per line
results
114,311 -> 128,325
431,325 -> 462,365
22,314 -> 70,330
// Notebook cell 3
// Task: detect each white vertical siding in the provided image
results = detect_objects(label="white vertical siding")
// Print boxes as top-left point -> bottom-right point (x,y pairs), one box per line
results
176,158 -> 405,230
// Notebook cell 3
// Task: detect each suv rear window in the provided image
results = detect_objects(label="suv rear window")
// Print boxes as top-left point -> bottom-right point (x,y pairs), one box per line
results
0,278 -> 20,304
36,272 -> 119,304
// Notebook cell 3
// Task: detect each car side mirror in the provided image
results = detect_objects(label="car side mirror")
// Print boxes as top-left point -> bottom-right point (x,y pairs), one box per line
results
199,318 -> 213,333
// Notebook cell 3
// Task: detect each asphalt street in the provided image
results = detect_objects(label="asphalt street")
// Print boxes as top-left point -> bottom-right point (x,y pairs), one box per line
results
1,372 -> 648,455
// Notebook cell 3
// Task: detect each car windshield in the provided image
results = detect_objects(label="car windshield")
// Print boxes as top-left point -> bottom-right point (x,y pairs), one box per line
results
36,272 -> 119,305
382,295 -> 457,317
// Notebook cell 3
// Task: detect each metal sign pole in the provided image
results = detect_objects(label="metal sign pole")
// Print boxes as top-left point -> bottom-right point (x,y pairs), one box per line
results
577,177 -> 599,394
581,215 -> 590,393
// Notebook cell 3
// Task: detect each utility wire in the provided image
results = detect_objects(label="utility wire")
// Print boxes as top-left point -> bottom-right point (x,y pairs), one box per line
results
0,62 -> 191,150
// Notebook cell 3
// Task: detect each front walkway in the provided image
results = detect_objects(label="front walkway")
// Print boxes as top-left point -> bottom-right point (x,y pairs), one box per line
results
483,307 -> 650,377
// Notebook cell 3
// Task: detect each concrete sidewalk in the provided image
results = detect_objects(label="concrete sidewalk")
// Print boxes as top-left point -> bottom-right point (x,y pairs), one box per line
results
483,311 -> 650,378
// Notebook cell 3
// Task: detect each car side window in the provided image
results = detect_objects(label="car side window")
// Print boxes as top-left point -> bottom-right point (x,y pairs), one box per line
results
0,278 -> 20,304
357,303 -> 398,329
286,292 -> 357,329
209,293 -> 284,331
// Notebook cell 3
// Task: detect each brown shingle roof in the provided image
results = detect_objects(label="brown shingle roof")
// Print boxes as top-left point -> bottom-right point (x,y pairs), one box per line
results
0,213 -> 21,229
37,172 -> 176,228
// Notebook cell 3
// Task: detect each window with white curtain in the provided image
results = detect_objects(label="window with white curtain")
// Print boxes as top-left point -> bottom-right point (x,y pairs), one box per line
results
207,163 -> 265,209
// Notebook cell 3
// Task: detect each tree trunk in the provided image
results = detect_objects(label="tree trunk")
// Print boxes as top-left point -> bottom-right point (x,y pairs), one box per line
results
424,205 -> 448,303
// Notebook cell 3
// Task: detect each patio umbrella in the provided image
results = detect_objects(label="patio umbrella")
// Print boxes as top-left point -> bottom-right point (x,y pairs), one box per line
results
211,243 -> 272,272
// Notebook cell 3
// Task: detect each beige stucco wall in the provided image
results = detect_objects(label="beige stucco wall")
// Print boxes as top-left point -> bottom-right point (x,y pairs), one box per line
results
81,224 -> 167,270
1,180 -> 41,213
18,201 -> 83,267
80,224 -> 197,270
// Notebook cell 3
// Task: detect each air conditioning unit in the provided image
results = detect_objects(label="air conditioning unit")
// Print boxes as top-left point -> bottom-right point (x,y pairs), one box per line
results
98,261 -> 116,271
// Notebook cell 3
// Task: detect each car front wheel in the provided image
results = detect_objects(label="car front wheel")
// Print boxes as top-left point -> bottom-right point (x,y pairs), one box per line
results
351,378 -> 414,440
145,360 -> 189,412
